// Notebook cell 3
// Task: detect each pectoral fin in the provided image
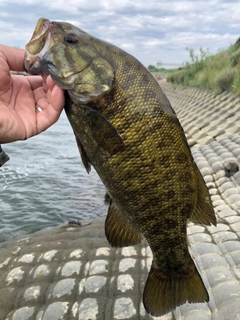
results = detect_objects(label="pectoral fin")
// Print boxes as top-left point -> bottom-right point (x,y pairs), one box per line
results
105,201 -> 142,247
190,163 -> 216,226
81,106 -> 125,157
74,134 -> 91,173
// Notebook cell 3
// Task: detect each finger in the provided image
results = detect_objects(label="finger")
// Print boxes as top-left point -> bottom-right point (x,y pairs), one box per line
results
35,83 -> 65,110
35,86 -> 65,134
41,75 -> 61,101
37,86 -> 65,112
0,45 -> 25,72
49,84 -> 65,112
36,104 -> 64,134
32,87 -> 48,109
42,75 -> 56,92
25,75 -> 43,91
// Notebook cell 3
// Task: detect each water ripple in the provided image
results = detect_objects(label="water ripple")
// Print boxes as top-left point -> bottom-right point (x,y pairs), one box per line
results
0,113 -> 107,243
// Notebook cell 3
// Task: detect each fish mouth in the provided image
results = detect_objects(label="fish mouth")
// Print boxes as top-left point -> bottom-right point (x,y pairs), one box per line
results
26,18 -> 51,55
24,18 -> 93,91
24,18 -> 55,74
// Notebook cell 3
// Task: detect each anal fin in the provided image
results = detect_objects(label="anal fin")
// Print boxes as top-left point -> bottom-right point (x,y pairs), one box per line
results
190,163 -> 216,226
105,201 -> 142,247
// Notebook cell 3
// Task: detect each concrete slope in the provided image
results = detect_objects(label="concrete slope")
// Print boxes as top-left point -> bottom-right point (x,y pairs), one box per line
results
1,83 -> 240,320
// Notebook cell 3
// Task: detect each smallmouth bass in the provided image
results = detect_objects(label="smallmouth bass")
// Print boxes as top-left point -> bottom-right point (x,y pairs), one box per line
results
24,18 -> 216,316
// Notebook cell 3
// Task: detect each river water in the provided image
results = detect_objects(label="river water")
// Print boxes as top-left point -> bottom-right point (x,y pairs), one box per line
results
0,112 -> 107,243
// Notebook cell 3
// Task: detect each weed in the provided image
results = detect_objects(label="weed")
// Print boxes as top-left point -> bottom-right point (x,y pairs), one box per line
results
215,67 -> 237,93
167,39 -> 240,93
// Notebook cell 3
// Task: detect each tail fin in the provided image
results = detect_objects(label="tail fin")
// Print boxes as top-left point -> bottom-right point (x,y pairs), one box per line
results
143,261 -> 209,317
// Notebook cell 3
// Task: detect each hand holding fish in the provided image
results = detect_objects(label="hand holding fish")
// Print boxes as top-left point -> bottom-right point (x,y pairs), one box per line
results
0,45 -> 64,143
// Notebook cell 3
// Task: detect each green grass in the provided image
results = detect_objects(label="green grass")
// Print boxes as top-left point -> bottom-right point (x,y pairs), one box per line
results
147,65 -> 179,80
166,38 -> 240,94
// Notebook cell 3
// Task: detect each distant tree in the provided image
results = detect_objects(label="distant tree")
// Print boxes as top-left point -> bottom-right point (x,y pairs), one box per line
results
148,65 -> 156,72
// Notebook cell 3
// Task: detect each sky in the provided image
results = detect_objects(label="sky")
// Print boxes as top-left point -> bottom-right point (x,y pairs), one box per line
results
0,0 -> 240,68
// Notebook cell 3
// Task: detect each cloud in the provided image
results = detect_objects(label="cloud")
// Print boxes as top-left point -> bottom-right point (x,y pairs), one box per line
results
0,0 -> 239,66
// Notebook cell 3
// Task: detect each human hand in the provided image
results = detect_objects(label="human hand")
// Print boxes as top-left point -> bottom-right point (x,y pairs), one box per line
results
0,44 -> 65,143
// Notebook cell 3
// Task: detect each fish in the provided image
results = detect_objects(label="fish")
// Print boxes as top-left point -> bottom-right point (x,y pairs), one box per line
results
24,18 -> 216,316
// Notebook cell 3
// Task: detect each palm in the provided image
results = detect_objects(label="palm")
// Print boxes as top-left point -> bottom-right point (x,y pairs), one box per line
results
0,75 -> 39,142
0,45 -> 64,144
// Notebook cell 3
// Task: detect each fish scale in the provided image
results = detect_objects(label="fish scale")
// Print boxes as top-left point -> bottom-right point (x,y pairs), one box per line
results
24,17 -> 216,317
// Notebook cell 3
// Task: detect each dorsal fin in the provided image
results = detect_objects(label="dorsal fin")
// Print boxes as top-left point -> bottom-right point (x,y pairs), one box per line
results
105,201 -> 142,247
190,162 -> 216,226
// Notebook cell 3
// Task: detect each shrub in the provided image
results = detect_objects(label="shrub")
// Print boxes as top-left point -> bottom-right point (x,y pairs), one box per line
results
167,44 -> 240,93
232,70 -> 240,94
231,48 -> 240,67
215,67 -> 237,93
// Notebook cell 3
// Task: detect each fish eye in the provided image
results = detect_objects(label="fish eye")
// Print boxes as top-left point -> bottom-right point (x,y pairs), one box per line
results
64,34 -> 78,44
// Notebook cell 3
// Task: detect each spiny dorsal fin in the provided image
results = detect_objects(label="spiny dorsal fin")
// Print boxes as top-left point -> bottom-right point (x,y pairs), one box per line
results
190,162 -> 216,226
143,258 -> 209,317
105,201 -> 142,247
74,133 -> 91,173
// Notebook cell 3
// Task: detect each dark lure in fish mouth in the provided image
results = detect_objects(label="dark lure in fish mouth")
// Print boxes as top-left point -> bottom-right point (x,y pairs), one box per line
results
24,18 -> 216,317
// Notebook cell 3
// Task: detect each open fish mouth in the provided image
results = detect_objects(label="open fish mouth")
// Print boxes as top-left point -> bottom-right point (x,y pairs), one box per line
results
26,18 -> 51,55
24,18 -> 55,74
24,18 -> 86,82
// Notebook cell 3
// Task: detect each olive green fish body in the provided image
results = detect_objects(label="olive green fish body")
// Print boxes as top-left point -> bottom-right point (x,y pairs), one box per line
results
24,19 -> 216,316
65,45 -> 197,265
